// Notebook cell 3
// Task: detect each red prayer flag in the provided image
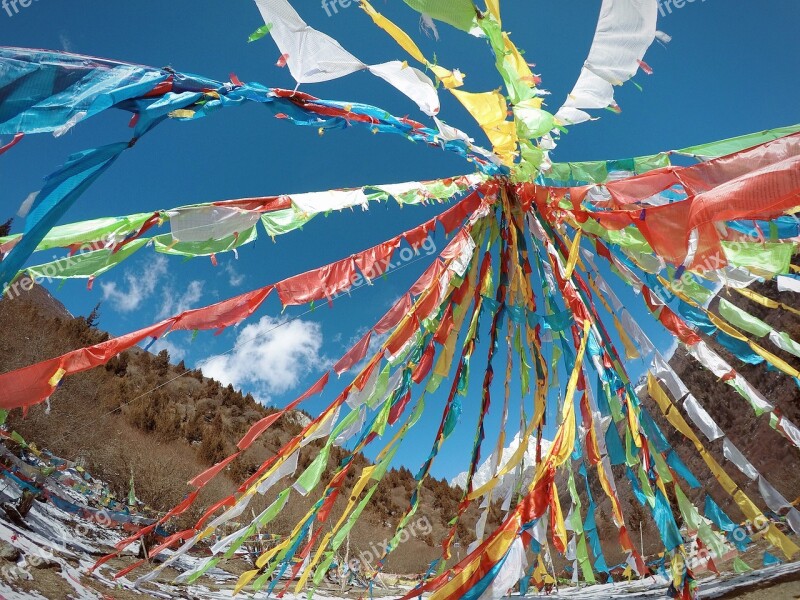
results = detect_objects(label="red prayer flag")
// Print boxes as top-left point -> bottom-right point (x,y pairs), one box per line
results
188,452 -> 241,489
173,287 -> 271,332
375,294 -> 411,334
333,331 -> 372,375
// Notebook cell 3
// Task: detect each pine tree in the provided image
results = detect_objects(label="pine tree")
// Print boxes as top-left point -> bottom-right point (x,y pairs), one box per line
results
154,349 -> 170,376
86,302 -> 102,328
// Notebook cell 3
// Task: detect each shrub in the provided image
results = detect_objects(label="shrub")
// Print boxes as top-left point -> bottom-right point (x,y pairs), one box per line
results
199,425 -> 228,465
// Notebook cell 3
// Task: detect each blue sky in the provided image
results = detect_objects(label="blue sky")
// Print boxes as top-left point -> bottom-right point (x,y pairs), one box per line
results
1,1 -> 798,480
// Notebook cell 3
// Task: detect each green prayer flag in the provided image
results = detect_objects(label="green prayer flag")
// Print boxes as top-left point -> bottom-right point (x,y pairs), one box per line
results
152,225 -> 258,257
331,484 -> 379,549
313,552 -> 336,585
216,491 -> 290,573
637,465 -> 657,508
677,124 -> 800,159
331,407 -> 361,440
426,373 -> 444,394
248,23 -> 273,43
408,396 -> 426,427
577,537 -> 596,583
676,272 -> 714,305
260,208 -> 314,237
731,381 -> 768,417
372,446 -> 400,481
26,238 -> 148,280
633,153 -> 671,173
295,446 -> 331,495
371,399 -> 392,437
570,161 -> 608,184
186,557 -> 221,584
651,452 -> 673,485
732,557 -> 753,573
722,241 -> 793,275
718,298 -> 772,338
368,364 -> 391,409
772,331 -> 800,358
675,485 -> 726,558
0,213 -> 152,253
223,524 -> 257,560
402,0 -> 477,32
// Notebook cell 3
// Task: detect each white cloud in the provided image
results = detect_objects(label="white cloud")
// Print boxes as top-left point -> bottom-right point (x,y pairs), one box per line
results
101,256 -> 168,313
17,191 -> 37,217
200,315 -> 325,402
158,280 -> 204,318
223,262 -> 245,287
101,259 -> 204,320
148,337 -> 186,362
59,32 -> 74,52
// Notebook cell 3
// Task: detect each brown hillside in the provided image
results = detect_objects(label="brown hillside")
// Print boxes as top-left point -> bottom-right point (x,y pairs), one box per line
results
547,263 -> 800,572
653,271 -> 800,521
0,279 -> 500,573
630,265 -> 800,565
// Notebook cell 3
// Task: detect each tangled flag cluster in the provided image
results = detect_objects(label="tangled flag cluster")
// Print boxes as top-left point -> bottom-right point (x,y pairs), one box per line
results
0,424 -> 170,538
1,0 -> 799,598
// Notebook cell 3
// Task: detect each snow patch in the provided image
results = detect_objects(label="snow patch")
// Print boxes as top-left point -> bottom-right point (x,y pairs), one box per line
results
450,431 -> 552,497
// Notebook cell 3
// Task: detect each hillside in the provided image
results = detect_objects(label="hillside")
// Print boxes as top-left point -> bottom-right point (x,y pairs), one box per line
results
609,266 -> 800,567
0,279 -> 501,575
650,271 -> 800,529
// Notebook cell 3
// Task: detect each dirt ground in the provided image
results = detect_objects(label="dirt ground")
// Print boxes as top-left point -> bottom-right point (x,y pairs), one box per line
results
716,578 -> 800,599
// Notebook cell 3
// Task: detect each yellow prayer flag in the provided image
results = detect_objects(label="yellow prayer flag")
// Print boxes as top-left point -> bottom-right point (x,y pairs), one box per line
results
48,367 -> 66,387
707,312 -> 748,341
429,514 -> 521,600
648,373 -> 800,559
613,313 -> 640,360
503,34 -> 536,82
550,481 -> 568,551
750,342 -> 800,378
234,569 -> 259,595
430,65 -> 465,89
451,89 -> 507,130
360,0 -> 427,64
485,120 -> 518,164
486,0 -> 501,24
564,229 -> 582,279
